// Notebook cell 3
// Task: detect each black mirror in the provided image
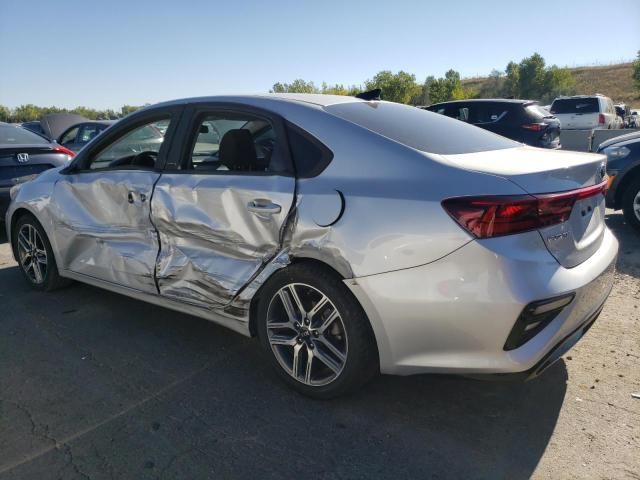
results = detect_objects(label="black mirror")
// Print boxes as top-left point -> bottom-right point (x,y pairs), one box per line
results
200,125 -> 210,134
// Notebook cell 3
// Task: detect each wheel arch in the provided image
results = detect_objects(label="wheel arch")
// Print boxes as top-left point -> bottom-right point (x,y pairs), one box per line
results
614,166 -> 640,209
247,257 -> 380,365
9,207 -> 38,260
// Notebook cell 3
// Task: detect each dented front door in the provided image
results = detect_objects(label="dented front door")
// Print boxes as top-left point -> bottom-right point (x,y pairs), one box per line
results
151,174 -> 295,308
52,170 -> 161,292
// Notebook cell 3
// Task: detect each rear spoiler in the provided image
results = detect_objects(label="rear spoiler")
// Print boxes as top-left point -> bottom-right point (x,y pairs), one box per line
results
355,89 -> 381,101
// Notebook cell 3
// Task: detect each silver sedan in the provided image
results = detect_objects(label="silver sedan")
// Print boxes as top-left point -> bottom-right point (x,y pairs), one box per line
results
5,94 -> 618,398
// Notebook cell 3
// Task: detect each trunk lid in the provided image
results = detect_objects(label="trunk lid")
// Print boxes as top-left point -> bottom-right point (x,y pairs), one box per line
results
441,146 -> 608,268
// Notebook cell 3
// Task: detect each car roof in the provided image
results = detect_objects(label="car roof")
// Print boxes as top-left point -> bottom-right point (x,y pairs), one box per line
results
149,93 -> 364,110
428,98 -> 537,106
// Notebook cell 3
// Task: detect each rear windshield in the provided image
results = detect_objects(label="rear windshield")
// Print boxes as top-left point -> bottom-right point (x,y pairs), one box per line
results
526,104 -> 552,119
551,98 -> 599,114
0,125 -> 50,145
325,102 -> 518,154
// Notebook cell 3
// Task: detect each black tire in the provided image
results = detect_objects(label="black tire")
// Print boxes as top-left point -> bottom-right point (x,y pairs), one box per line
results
621,176 -> 640,230
256,262 -> 379,399
12,214 -> 71,291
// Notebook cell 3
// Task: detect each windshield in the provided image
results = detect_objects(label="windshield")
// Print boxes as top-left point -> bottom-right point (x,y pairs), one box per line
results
551,98 -> 599,114
0,125 -> 50,145
325,102 -> 519,154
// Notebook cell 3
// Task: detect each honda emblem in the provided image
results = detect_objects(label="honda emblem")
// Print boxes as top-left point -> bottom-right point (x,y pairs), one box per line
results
16,153 -> 29,163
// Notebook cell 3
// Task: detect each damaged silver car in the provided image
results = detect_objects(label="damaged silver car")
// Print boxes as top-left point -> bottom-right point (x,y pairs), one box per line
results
6,94 -> 618,398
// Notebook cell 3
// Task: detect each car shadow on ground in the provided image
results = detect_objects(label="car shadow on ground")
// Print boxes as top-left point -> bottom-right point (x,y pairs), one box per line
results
605,211 -> 640,278
0,261 -> 567,479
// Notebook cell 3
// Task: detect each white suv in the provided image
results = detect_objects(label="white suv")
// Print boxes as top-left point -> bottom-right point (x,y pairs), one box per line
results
550,95 -> 619,130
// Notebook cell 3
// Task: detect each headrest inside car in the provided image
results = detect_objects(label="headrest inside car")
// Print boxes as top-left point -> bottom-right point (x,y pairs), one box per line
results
218,129 -> 257,171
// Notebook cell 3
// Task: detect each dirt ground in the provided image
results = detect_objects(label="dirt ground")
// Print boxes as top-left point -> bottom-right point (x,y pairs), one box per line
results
0,211 -> 638,480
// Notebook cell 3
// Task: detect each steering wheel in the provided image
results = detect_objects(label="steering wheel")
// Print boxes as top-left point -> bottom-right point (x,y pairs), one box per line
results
130,150 -> 158,168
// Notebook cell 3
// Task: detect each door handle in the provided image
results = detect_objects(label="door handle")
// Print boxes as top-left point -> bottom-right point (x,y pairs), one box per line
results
247,199 -> 281,215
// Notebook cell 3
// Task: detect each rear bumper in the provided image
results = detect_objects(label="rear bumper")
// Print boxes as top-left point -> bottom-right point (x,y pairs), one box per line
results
345,228 -> 618,376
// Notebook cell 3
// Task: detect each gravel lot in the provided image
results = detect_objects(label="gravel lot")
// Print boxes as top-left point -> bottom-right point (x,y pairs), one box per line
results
0,211 -> 638,480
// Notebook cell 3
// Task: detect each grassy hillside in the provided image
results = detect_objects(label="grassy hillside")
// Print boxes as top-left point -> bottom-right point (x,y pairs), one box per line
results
463,62 -> 638,106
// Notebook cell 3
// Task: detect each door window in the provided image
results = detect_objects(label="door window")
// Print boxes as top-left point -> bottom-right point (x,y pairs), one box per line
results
60,127 -> 79,146
88,118 -> 170,170
467,103 -> 509,124
77,124 -> 103,143
187,113 -> 286,173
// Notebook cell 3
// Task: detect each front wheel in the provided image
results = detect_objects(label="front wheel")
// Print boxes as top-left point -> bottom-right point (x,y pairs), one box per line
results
621,177 -> 640,230
12,214 -> 70,291
256,263 -> 378,399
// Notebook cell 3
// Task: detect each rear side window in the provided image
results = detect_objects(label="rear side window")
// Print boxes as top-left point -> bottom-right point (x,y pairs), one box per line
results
525,104 -> 552,120
326,102 -> 518,154
286,122 -> 333,178
551,98 -> 599,114
466,103 -> 510,124
0,125 -> 49,145
185,112 -> 288,174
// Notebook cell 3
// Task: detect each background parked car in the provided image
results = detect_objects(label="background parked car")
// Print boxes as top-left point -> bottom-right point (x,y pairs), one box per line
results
597,130 -> 640,229
58,120 -> 115,152
424,99 -> 561,148
550,94 -> 619,130
0,122 -> 74,220
19,113 -> 88,141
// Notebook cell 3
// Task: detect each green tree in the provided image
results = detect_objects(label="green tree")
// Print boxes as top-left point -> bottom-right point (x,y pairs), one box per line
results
0,105 -> 11,122
633,50 -> 640,95
504,61 -> 520,98
428,69 -> 474,103
364,70 -> 420,104
517,53 -> 547,99
270,79 -> 317,93
542,65 -> 576,103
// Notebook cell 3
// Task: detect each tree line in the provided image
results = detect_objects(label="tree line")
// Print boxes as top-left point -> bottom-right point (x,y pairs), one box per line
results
0,104 -> 147,124
271,53 -> 578,105
4,51 -> 637,124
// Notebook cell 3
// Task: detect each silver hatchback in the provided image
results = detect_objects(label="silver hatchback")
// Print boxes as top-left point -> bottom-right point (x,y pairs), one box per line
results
6,94 -> 618,398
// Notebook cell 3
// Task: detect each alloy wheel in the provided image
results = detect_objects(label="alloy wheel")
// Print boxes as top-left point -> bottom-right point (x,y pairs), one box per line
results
266,283 -> 348,386
634,190 -> 640,222
16,224 -> 48,284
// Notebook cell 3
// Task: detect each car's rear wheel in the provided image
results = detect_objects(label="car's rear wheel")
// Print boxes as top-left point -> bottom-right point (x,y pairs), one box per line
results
256,263 -> 378,399
12,214 -> 70,291
621,177 -> 640,230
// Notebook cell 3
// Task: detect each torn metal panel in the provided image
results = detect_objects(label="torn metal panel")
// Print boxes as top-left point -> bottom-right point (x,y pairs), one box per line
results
224,249 -> 291,323
152,174 -> 295,309
51,171 -> 160,292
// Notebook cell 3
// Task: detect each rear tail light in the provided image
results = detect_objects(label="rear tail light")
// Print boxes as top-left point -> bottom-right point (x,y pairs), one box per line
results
441,180 -> 608,239
598,113 -> 605,125
52,145 -> 75,157
522,123 -> 548,132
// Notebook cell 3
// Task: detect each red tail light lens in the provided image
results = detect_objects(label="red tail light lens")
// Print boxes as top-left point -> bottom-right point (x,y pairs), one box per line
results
598,113 -> 605,125
52,145 -> 76,157
522,123 -> 548,132
442,180 -> 608,239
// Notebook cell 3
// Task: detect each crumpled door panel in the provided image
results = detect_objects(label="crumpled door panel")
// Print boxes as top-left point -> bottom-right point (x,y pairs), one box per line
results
52,171 -> 160,292
152,174 -> 295,308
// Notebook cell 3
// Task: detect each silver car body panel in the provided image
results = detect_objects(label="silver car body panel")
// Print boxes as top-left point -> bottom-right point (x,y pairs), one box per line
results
5,94 -> 619,375
152,174 -> 295,308
51,170 -> 160,293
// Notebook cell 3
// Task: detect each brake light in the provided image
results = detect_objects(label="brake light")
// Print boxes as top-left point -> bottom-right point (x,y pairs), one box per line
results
522,123 -> 548,132
52,145 -> 75,157
442,180 -> 608,238
598,113 -> 605,125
